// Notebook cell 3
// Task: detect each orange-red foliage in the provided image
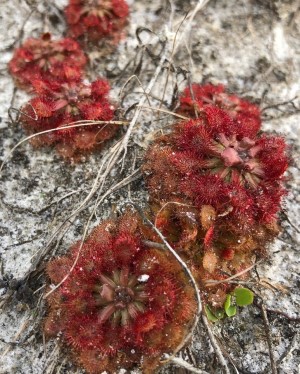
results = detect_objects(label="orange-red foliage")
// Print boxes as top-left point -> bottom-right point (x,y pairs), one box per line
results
143,83 -> 288,307
65,0 -> 129,44
8,33 -> 87,91
44,210 -> 196,373
20,74 -> 117,161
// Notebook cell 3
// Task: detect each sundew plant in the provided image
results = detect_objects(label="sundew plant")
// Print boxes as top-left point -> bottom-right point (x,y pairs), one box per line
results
0,1 -> 299,374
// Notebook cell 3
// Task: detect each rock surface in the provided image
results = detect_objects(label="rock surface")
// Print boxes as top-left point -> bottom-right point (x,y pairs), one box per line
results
0,0 -> 299,373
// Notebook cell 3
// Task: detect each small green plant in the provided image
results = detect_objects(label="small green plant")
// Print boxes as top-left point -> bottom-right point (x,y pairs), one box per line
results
224,295 -> 236,317
234,287 -> 254,306
206,287 -> 254,321
205,305 -> 224,322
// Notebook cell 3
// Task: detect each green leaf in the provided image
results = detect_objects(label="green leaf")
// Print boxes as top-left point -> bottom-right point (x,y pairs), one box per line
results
205,305 -> 219,322
234,287 -> 254,306
224,294 -> 237,317
224,294 -> 231,311
214,308 -> 225,319
226,305 -> 237,317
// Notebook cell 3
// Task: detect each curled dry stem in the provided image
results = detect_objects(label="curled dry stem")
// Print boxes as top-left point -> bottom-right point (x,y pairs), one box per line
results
138,104 -> 189,120
164,355 -> 210,374
12,19 -> 175,288
159,12 -> 188,109
29,141 -> 121,279
259,301 -> 278,374
277,332 -> 298,364
119,74 -> 152,108
44,341 -> 61,374
0,120 -> 129,174
123,202 -> 202,363
120,38 -> 171,168
205,259 -> 263,286
44,168 -> 141,299
135,201 -> 231,373
154,201 -> 195,228
173,0 -> 211,55
201,314 -> 231,374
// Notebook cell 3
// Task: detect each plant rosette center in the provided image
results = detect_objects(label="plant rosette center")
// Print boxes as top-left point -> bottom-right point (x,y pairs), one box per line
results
201,92 -> 240,114
199,134 -> 265,188
33,44 -> 64,68
82,0 -> 114,19
26,34 -> 73,71
211,133 -> 264,186
94,269 -> 148,326
52,83 -> 92,114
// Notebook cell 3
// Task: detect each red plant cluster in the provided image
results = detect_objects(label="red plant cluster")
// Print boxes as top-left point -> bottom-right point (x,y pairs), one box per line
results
178,83 -> 261,134
143,83 -> 288,308
9,0 -> 131,160
8,33 -> 117,161
8,33 -> 87,91
65,0 -> 129,43
44,211 -> 196,373
20,73 -> 117,160
143,117 -> 287,224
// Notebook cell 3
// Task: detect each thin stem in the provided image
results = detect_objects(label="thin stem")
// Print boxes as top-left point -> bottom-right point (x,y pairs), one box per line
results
205,259 -> 263,286
259,302 -> 278,374
0,120 -> 128,173
167,355 -> 210,374
123,202 -> 202,358
202,314 -> 231,374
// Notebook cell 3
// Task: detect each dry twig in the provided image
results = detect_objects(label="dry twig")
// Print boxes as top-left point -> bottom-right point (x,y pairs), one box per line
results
164,355 -> 210,374
277,332 -> 298,365
205,259 -> 263,286
201,314 -> 231,374
124,201 -> 202,366
259,301 -> 278,374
